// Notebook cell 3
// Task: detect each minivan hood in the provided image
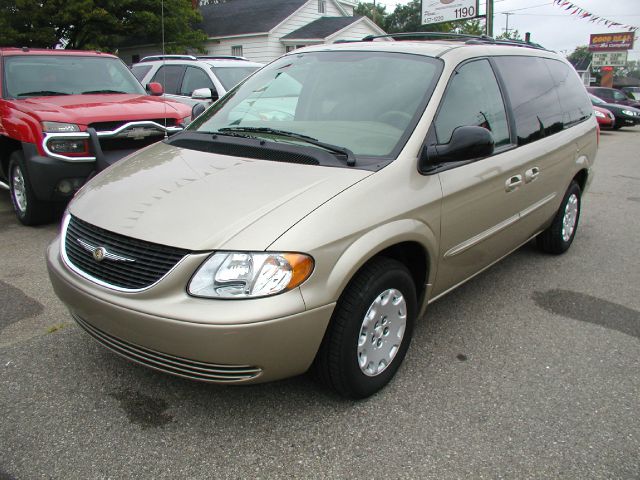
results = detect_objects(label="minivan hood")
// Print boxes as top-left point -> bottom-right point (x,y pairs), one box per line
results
12,93 -> 190,124
69,142 -> 371,251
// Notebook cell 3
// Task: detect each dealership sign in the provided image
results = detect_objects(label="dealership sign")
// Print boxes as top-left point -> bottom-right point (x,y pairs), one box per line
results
589,32 -> 634,51
422,0 -> 478,25
592,51 -> 628,67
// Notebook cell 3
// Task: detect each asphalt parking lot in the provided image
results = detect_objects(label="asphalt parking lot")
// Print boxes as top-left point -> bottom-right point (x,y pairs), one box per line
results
1,130 -> 639,479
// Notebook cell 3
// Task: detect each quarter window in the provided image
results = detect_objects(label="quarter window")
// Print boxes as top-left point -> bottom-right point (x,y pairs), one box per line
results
435,59 -> 510,148
494,56 -> 563,145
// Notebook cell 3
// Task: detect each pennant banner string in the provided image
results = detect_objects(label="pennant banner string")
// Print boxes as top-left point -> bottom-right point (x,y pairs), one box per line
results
552,0 -> 638,31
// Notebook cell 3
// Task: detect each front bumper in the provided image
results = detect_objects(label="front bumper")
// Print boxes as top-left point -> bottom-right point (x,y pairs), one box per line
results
46,237 -> 334,384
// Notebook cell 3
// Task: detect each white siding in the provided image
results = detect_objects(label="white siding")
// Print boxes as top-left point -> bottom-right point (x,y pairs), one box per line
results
205,35 -> 276,64
266,0 -> 347,60
329,19 -> 382,43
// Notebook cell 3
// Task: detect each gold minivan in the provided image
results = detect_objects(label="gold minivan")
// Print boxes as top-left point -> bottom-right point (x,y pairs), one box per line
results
47,36 -> 597,398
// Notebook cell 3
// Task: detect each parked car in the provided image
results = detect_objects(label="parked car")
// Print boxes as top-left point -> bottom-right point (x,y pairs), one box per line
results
131,55 -> 263,107
587,86 -> 640,108
621,86 -> 640,101
48,36 -> 597,399
593,105 -> 615,129
0,47 -> 192,225
589,94 -> 640,129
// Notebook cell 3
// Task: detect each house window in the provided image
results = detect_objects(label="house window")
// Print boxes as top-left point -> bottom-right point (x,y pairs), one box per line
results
318,0 -> 326,13
231,45 -> 243,57
286,45 -> 306,53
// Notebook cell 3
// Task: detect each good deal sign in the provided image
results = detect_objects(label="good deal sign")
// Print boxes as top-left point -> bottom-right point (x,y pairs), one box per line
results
422,0 -> 478,25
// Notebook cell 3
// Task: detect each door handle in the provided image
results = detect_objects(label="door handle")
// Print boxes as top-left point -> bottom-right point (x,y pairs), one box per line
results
505,174 -> 523,192
525,167 -> 540,183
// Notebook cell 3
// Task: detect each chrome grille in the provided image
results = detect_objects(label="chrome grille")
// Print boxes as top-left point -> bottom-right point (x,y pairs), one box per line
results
73,314 -> 262,382
63,215 -> 189,290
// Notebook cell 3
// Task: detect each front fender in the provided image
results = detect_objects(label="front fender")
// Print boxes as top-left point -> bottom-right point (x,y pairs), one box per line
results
298,218 -> 438,313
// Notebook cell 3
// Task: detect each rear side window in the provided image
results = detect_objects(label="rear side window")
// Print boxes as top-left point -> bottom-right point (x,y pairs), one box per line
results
131,64 -> 152,82
493,56 -> 563,146
151,65 -> 186,95
544,59 -> 592,128
435,59 -> 510,147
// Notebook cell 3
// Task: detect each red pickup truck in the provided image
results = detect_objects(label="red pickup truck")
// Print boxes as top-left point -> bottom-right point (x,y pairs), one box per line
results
0,48 -> 192,225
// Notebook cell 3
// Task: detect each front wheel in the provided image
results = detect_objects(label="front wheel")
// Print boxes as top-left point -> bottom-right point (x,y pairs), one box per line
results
8,151 -> 56,226
536,181 -> 581,254
313,257 -> 417,398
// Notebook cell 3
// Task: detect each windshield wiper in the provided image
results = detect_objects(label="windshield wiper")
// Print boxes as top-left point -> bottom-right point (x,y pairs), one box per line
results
218,127 -> 356,166
17,91 -> 69,97
81,89 -> 129,94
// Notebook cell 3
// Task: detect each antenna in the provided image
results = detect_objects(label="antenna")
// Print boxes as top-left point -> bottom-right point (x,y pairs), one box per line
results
162,0 -> 168,138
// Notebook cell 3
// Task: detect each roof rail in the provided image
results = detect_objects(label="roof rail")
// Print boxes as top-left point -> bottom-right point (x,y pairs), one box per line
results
139,54 -> 198,62
196,55 -> 249,61
361,32 -> 548,51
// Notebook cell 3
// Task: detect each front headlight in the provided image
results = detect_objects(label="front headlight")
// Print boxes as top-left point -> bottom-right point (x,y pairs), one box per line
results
188,252 -> 314,299
594,110 -> 606,118
621,110 -> 635,117
42,122 -> 80,133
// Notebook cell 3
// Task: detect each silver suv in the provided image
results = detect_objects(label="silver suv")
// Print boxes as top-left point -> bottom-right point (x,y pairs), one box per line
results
131,55 -> 262,106
48,35 -> 597,399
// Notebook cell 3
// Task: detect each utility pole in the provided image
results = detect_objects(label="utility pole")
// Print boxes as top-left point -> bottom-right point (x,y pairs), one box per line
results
486,0 -> 494,37
501,12 -> 513,37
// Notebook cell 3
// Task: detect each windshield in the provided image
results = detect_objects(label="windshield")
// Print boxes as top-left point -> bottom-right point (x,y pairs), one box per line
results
210,66 -> 260,90
590,94 -> 605,105
191,51 -> 442,160
4,55 -> 146,98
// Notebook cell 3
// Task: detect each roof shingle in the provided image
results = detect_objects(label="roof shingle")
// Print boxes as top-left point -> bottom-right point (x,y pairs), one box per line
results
200,0 -> 309,37
281,16 -> 363,40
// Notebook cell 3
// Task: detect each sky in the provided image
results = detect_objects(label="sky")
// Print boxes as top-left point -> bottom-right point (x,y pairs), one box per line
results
372,0 -> 639,60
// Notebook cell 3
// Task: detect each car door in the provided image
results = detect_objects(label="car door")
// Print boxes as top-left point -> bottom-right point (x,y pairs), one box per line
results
178,66 -> 219,106
150,64 -> 186,103
431,58 -> 531,297
490,56 -> 577,242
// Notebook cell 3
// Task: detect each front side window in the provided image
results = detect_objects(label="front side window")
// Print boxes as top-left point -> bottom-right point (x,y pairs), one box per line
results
151,65 -> 186,95
4,55 -> 146,98
435,59 -> 510,147
190,51 -> 442,163
180,67 -> 215,96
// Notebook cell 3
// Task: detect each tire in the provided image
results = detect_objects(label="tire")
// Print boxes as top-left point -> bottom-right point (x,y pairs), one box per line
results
313,257 -> 417,399
536,181 -> 581,255
8,151 -> 56,226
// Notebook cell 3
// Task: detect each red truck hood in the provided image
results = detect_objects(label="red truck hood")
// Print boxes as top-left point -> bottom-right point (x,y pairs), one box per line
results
11,94 -> 191,125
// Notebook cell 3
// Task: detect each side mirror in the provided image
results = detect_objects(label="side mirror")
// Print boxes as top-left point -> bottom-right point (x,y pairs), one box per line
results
146,82 -> 164,96
420,126 -> 495,170
192,88 -> 214,100
191,102 -> 207,120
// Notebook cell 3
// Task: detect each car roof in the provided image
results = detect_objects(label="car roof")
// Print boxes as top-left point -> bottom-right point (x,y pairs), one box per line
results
297,38 -> 561,62
137,56 -> 262,68
0,47 -> 117,58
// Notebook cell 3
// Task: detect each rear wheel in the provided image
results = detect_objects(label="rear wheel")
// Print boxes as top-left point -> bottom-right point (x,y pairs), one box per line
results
8,151 -> 56,226
314,257 -> 417,398
537,181 -> 581,254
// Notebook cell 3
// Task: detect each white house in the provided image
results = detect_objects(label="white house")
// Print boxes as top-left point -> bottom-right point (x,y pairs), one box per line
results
119,0 -> 386,65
